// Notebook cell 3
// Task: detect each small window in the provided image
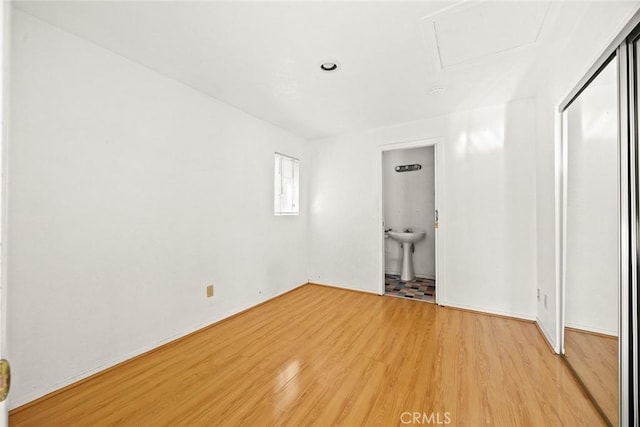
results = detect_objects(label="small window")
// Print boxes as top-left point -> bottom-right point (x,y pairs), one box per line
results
274,153 -> 299,215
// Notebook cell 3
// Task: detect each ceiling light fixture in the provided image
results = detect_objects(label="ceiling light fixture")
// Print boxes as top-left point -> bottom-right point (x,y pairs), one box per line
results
320,61 -> 339,72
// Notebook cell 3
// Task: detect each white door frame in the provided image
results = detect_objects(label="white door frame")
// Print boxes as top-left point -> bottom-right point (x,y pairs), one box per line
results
378,137 -> 444,304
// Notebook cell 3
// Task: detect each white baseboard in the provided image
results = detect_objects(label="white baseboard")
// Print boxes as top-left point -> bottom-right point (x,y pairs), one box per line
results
536,317 -> 560,354
565,322 -> 617,337
9,281 -> 308,410
308,281 -> 381,295
439,300 -> 536,322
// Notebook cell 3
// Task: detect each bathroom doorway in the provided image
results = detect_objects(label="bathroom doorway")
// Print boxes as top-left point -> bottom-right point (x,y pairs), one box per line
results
379,138 -> 442,303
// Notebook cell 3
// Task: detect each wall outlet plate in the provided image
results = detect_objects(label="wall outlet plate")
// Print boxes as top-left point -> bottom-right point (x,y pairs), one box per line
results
206,284 -> 214,298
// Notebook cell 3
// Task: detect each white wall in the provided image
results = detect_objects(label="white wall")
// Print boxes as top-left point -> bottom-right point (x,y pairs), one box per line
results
8,11 -> 309,409
309,99 -> 537,319
383,147 -> 435,278
533,2 -> 639,350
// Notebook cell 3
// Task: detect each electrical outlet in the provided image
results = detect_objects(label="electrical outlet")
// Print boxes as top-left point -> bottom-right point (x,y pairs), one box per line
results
206,284 -> 214,298
537,288 -> 540,301
544,294 -> 547,309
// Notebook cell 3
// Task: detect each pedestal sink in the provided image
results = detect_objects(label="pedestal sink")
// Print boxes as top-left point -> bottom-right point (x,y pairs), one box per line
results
387,231 -> 426,281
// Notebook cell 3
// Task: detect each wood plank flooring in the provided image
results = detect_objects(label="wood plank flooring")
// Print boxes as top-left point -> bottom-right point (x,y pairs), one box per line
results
564,327 -> 618,426
10,284 -> 605,426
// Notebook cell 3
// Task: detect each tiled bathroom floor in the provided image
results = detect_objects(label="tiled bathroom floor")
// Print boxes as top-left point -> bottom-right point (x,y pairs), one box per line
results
384,274 -> 435,303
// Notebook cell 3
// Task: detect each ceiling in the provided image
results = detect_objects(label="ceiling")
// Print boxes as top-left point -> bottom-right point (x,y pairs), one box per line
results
11,1 -> 636,139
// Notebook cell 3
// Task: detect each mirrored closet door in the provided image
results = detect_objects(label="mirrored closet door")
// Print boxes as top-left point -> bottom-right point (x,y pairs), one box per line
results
561,15 -> 640,426
562,56 -> 619,426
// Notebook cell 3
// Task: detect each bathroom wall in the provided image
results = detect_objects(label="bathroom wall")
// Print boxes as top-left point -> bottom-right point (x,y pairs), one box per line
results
8,10 -> 309,408
383,147 -> 435,278
308,98 -> 537,319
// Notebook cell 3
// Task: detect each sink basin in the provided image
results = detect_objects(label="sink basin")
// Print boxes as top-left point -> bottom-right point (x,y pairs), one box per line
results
386,230 -> 426,281
387,231 -> 426,244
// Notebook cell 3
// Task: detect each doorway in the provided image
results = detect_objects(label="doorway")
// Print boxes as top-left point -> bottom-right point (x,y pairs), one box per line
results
379,138 -> 442,304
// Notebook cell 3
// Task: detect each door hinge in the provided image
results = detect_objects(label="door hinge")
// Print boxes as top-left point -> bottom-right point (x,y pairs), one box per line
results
0,359 -> 10,402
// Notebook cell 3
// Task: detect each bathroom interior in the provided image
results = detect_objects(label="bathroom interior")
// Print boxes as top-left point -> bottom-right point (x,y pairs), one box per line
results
383,145 -> 436,302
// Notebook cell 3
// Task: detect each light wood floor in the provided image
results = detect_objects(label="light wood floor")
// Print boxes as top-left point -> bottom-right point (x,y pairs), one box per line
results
564,327 -> 618,426
10,284 -> 605,426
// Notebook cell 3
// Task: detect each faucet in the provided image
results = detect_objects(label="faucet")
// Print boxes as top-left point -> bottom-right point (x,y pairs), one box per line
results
404,228 -> 413,233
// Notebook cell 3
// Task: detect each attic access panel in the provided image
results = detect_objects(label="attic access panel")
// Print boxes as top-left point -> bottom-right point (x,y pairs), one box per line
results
427,2 -> 550,68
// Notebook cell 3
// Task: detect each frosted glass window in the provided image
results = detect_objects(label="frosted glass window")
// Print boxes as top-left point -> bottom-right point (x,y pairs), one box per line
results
274,153 -> 299,215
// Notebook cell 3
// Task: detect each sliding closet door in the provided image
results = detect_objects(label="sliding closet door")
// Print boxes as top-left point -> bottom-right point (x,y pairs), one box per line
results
627,30 -> 640,426
563,56 -> 620,426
